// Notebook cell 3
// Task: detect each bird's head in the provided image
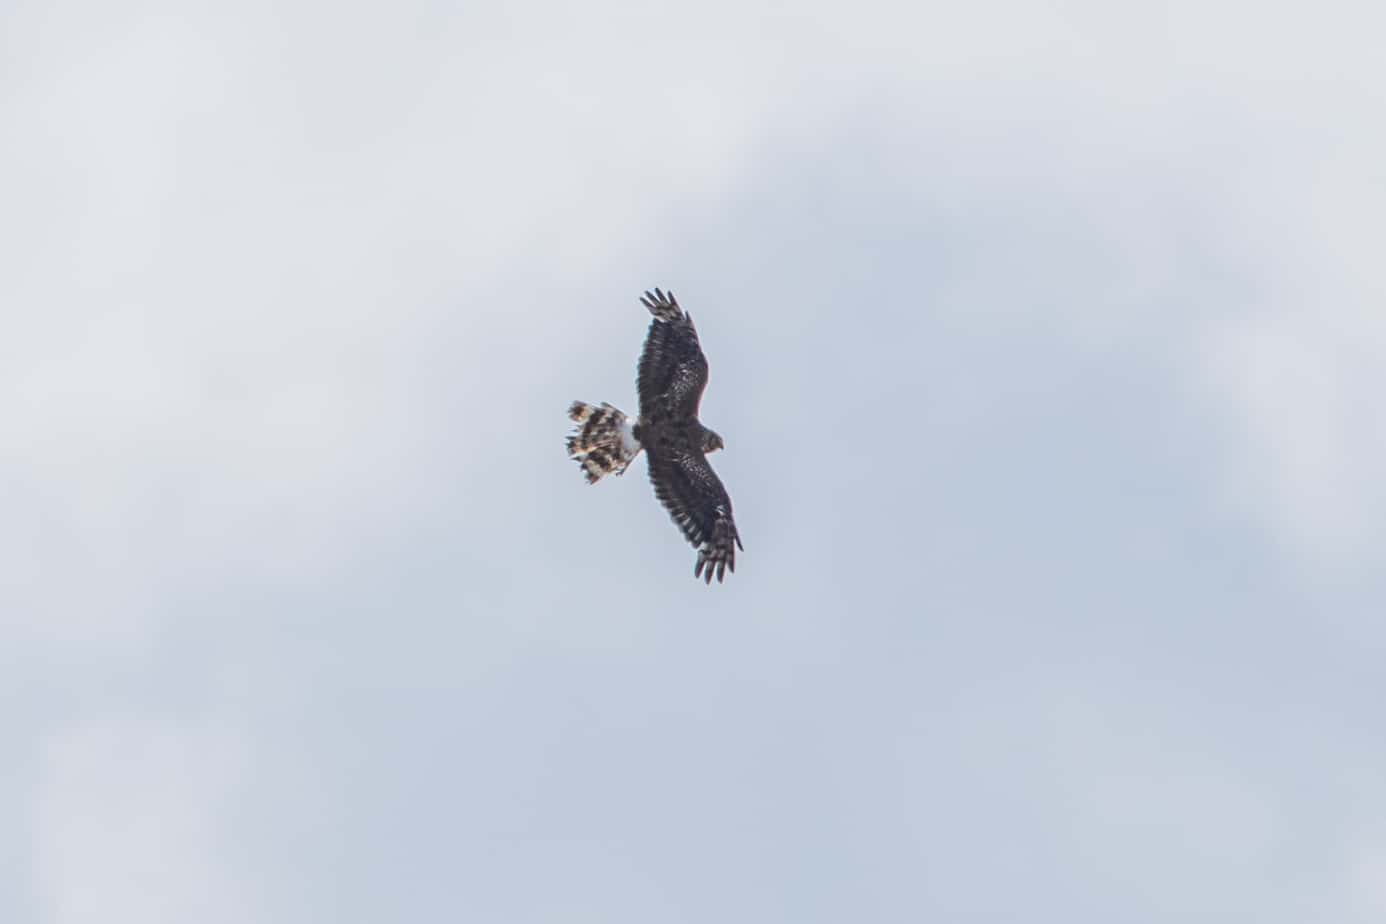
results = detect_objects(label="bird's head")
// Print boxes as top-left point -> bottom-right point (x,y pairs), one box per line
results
701,428 -> 725,454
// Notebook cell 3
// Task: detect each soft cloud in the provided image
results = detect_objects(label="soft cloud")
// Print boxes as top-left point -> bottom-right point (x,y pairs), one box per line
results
32,716 -> 255,924
1353,847 -> 1386,918
1201,309 -> 1386,578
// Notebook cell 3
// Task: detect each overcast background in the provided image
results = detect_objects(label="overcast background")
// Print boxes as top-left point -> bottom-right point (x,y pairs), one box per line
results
3,1 -> 1386,921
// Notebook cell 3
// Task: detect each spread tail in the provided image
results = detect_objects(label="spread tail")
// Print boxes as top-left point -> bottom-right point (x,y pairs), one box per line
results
566,401 -> 642,483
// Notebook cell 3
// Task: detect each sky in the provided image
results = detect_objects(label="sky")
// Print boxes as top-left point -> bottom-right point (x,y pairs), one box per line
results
3,1 -> 1386,921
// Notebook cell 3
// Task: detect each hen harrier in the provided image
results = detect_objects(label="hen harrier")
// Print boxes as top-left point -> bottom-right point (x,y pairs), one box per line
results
566,288 -> 743,583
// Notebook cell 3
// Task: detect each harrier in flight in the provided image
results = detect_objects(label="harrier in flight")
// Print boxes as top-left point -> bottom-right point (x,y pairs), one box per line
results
566,288 -> 743,583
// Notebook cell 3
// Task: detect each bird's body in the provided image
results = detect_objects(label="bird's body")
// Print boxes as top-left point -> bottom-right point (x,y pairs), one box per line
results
566,288 -> 743,583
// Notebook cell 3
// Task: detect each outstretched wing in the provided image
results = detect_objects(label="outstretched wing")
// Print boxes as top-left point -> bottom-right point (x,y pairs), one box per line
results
647,445 -> 743,584
637,288 -> 708,420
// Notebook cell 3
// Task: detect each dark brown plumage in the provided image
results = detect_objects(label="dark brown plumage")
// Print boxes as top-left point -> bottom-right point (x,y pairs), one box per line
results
566,288 -> 743,583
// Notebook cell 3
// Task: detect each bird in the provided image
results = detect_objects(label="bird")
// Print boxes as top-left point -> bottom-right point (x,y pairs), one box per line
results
566,288 -> 743,583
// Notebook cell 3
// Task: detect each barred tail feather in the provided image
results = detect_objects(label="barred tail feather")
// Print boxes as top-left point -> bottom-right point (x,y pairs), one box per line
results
566,401 -> 642,483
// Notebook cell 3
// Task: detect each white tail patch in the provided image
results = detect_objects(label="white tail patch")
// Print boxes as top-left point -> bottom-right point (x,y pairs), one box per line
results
566,401 -> 643,484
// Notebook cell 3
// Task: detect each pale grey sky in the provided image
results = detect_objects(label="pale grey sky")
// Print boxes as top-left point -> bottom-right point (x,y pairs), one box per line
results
4,1 -> 1386,922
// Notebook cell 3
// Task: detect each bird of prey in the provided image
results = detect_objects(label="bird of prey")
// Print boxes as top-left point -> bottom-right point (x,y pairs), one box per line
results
566,288 -> 743,583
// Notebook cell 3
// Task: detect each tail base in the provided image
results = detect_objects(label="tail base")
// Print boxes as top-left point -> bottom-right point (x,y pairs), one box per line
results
566,401 -> 642,483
